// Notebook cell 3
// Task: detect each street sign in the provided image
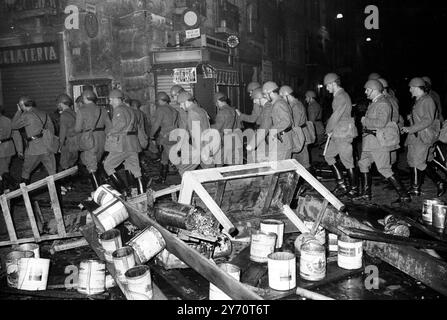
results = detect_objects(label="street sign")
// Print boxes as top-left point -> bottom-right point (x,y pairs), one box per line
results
173,67 -> 197,85
185,28 -> 201,40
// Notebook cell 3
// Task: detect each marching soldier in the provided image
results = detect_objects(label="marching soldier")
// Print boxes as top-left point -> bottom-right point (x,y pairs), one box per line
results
279,85 -> 310,170
355,80 -> 411,204
241,82 -> 263,126
57,94 -> 79,171
402,78 -> 446,197
212,92 -> 242,166
368,73 -> 381,81
323,73 -> 358,197
130,99 -> 149,150
74,89 -> 111,190
170,85 -> 188,130
305,90 -> 325,144
103,89 -> 145,194
422,76 -> 444,123
12,97 -> 57,185
150,92 -> 179,183
0,106 -> 21,193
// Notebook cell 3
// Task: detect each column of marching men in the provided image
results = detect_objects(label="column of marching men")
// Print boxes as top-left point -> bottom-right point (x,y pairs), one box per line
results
0,74 -> 446,203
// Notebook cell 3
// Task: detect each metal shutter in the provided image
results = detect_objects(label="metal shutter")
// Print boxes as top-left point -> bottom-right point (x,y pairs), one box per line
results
1,63 -> 65,116
156,74 -> 192,96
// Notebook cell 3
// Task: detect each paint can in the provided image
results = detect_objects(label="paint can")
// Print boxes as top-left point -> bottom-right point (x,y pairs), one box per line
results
93,184 -> 122,206
105,275 -> 116,289
260,219 -> 285,249
125,265 -> 153,300
112,246 -> 136,282
13,243 -> 40,259
17,258 -> 50,291
249,231 -> 277,263
432,204 -> 447,233
6,251 -> 34,288
338,235 -> 363,270
268,252 -> 296,291
127,227 -> 166,264
77,260 -> 106,295
422,199 -> 444,226
328,233 -> 338,252
209,263 -> 241,300
294,233 -> 316,257
303,220 -> 327,245
299,240 -> 326,282
99,229 -> 122,263
93,199 -> 128,232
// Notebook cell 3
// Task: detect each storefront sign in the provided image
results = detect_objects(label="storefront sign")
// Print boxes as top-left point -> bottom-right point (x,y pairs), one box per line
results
2,0 -> 58,14
185,28 -> 201,40
216,70 -> 239,86
0,42 -> 59,67
173,67 -> 197,85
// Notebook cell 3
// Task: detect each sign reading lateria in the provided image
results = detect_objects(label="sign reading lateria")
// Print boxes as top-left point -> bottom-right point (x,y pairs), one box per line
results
0,43 -> 59,67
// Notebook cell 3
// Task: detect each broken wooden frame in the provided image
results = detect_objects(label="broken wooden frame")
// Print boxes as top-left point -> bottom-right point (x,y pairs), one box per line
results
0,167 -> 80,247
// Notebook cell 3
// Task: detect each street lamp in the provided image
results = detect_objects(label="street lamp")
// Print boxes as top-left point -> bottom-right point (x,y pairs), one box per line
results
336,13 -> 344,19
366,37 -> 372,42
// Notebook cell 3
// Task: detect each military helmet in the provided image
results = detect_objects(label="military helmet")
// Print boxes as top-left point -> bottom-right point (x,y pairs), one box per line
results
324,73 -> 340,85
157,92 -> 171,103
409,77 -> 426,88
364,79 -> 384,92
305,90 -> 317,99
247,82 -> 261,93
177,91 -> 194,104
422,76 -> 432,86
131,99 -> 142,109
251,88 -> 265,100
279,85 -> 294,96
82,89 -> 97,101
377,78 -> 389,89
262,81 -> 279,94
170,85 -> 184,97
368,73 -> 381,81
109,89 -> 124,99
123,94 -> 132,105
214,92 -> 228,103
19,96 -> 35,107
56,94 -> 73,106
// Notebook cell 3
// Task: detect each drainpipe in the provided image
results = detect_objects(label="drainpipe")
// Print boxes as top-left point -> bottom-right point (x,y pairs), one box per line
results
59,30 -> 71,95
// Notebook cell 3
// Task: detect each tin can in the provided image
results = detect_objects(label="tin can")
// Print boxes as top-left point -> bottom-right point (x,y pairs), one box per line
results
422,200 -> 444,226
338,236 -> 363,270
432,204 -> 447,233
260,219 -> 285,249
300,240 -> 326,281
249,231 -> 277,263
127,227 -> 166,264
112,247 -> 136,283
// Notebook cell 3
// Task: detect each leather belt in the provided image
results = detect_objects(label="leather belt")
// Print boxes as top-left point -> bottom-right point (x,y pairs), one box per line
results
27,133 -> 43,142
0,138 -> 12,144
363,129 -> 377,137
282,126 -> 293,134
93,127 -> 105,132
300,124 -> 308,129
127,131 -> 137,136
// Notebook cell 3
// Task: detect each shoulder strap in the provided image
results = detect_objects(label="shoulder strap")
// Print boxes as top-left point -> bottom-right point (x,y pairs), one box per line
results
93,108 -> 102,130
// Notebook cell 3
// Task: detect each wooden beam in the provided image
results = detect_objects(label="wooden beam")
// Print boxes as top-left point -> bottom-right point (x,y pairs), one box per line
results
129,185 -> 181,205
282,205 -> 310,234
0,195 -> 18,244
262,174 -> 280,215
20,184 -> 41,242
47,176 -> 67,237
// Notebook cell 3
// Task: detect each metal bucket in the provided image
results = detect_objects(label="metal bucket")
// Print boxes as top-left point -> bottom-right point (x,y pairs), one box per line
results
93,199 -> 128,232
432,204 -> 447,233
328,233 -> 338,252
112,246 -> 136,282
125,265 -> 153,300
300,240 -> 326,282
422,199 -> 444,226
209,264 -> 241,300
6,251 -> 34,288
127,227 -> 166,264
260,219 -> 285,249
268,252 -> 297,291
77,260 -> 106,295
249,231 -> 277,264
17,258 -> 50,291
99,229 -> 122,263
13,243 -> 40,259
93,184 -> 122,206
338,236 -> 363,270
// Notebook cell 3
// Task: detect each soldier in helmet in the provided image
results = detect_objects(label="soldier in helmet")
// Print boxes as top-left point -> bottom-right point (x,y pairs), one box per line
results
305,90 -> 324,144
355,80 -> 411,204
422,76 -> 444,123
150,92 -> 179,183
368,73 -> 381,81
280,85 -> 311,170
402,78 -> 446,197
12,97 -> 57,185
56,94 -> 79,171
103,89 -> 145,194
74,89 -> 111,190
170,85 -> 188,130
240,82 -> 263,126
323,73 -> 358,197
212,92 -> 242,166
0,105 -> 21,193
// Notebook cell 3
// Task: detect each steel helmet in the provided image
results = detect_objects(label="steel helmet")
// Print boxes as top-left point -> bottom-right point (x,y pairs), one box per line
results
247,81 -> 261,93
324,73 -> 339,85
262,81 -> 279,94
364,80 -> 384,92
422,76 -> 432,86
82,89 -> 97,101
109,89 -> 124,99
305,90 -> 317,99
131,99 -> 142,109
157,92 -> 171,102
377,78 -> 389,89
56,93 -> 73,106
368,73 -> 381,81
214,92 -> 227,103
409,77 -> 425,88
252,88 -> 265,100
123,94 -> 132,105
177,91 -> 193,104
279,85 -> 294,96
170,85 -> 184,97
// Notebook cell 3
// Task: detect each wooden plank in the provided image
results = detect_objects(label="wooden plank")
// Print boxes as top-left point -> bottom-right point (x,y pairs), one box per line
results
282,205 -> 310,234
4,167 -> 78,200
0,195 -> 18,244
0,287 -> 109,300
0,233 -> 82,247
130,185 -> 181,205
34,201 -> 45,234
47,176 -> 67,237
311,199 -> 329,236
20,184 -> 41,242
262,174 -> 280,214
295,287 -> 335,300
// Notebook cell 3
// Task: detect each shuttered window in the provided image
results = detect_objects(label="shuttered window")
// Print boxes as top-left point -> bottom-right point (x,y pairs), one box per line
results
156,73 -> 192,96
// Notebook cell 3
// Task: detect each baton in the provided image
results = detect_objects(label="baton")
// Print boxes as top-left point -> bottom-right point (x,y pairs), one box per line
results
323,133 -> 333,157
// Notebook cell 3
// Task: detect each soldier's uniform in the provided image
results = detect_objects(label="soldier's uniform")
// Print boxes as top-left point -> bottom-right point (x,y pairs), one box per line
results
131,105 -> 148,150
0,114 -> 22,191
430,90 -> 444,123
150,103 -> 179,165
307,100 -> 324,143
12,107 -> 56,181
239,103 -> 262,127
75,102 -> 111,173
59,108 -> 79,170
384,93 -> 402,166
289,99 -> 310,169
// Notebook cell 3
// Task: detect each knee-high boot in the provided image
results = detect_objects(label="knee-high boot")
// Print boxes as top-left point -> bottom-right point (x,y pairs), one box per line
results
408,167 -> 424,197
388,175 -> 411,204
354,172 -> 372,201
330,163 -> 348,196
346,168 -> 359,198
